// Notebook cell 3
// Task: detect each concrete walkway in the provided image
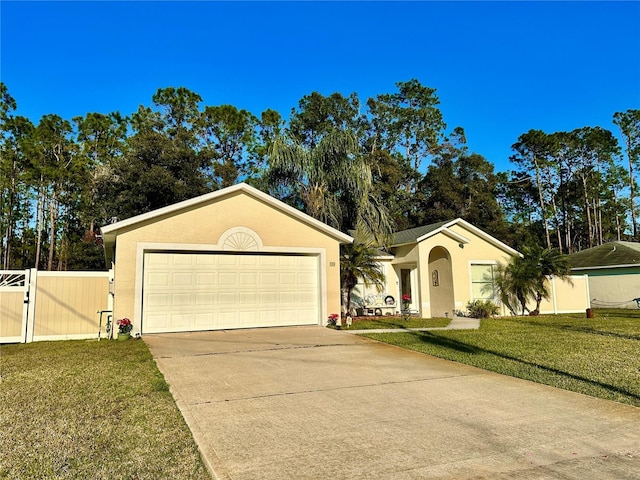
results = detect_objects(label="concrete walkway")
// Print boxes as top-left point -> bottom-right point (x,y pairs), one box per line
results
145,326 -> 639,480
344,315 -> 480,334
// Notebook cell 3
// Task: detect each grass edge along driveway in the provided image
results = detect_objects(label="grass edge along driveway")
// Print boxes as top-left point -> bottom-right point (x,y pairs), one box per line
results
360,309 -> 640,407
0,339 -> 210,480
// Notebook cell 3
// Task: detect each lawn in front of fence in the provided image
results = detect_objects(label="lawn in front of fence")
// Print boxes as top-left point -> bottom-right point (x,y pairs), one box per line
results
360,309 -> 640,407
0,339 -> 210,480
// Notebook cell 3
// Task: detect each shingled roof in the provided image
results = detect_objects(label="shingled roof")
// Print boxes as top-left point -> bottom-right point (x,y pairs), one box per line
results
391,220 -> 452,246
567,241 -> 640,269
390,218 -> 521,257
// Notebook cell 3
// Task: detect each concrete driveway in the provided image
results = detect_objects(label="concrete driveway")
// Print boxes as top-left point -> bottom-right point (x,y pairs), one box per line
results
145,326 -> 640,480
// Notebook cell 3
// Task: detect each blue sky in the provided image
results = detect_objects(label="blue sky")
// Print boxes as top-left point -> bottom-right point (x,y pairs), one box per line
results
2,1 -> 639,172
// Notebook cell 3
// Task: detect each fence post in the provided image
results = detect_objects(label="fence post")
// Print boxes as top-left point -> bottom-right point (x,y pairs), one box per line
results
19,269 -> 30,343
551,276 -> 558,314
25,268 -> 38,343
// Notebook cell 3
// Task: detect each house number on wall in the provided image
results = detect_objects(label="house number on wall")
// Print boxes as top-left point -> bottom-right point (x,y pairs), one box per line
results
330,262 -> 336,267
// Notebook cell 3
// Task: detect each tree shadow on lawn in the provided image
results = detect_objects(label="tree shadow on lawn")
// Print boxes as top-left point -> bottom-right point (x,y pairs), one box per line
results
409,331 -> 640,403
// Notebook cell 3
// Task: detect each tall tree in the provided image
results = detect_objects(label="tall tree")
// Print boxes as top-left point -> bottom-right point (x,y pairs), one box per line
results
613,109 -> 640,239
198,105 -> 258,188
74,112 -> 128,232
289,91 -> 364,148
108,88 -> 208,220
510,130 -> 557,249
367,79 -> 446,172
32,114 -> 78,270
0,83 -> 30,269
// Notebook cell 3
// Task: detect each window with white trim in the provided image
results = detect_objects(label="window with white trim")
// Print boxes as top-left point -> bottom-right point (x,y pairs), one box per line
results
471,264 -> 496,301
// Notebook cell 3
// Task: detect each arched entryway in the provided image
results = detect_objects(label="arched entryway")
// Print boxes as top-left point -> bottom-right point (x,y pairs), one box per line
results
428,246 -> 454,318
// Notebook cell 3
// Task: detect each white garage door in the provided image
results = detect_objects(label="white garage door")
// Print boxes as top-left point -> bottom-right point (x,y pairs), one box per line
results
142,252 -> 320,333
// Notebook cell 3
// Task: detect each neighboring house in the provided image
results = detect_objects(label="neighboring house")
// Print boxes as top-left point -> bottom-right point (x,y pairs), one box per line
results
355,219 -> 520,318
567,241 -> 640,309
100,183 -> 352,336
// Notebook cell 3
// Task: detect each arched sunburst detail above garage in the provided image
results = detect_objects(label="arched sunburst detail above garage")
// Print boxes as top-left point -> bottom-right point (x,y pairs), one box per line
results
218,227 -> 263,251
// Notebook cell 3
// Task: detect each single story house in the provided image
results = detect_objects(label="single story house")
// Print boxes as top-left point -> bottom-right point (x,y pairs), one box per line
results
567,241 -> 640,309
354,219 -> 521,318
100,183 -> 352,336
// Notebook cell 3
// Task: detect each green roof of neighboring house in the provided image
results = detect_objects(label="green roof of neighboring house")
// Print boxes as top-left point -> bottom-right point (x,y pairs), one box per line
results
567,241 -> 640,269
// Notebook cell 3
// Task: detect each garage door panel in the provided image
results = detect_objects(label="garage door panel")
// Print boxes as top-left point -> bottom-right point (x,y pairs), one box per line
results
148,272 -> 170,286
240,292 -> 257,304
173,255 -> 194,265
172,293 -> 192,306
218,256 -> 236,266
298,290 -> 317,304
279,272 -> 296,284
195,313 -> 215,327
196,272 -> 216,286
219,272 -> 237,286
195,292 -> 215,305
146,293 -> 169,308
219,292 -> 236,305
143,252 -> 319,333
239,272 -> 257,285
260,292 -> 277,303
173,272 -> 193,286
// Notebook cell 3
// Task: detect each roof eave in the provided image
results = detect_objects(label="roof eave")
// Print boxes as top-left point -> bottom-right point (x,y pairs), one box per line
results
571,263 -> 640,271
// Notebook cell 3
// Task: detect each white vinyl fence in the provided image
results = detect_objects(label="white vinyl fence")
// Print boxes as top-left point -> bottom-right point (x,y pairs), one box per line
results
0,269 -> 113,343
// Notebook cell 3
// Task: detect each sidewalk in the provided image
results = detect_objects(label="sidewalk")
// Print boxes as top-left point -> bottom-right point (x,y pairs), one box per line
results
342,315 -> 480,334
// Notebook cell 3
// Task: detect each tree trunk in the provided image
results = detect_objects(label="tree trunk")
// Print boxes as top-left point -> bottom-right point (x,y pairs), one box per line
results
47,188 -> 58,271
533,158 -> 551,249
581,175 -> 593,248
35,180 -> 44,269
628,144 -> 638,239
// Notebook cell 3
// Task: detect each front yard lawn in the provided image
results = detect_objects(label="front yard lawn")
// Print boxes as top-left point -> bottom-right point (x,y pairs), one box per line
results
360,309 -> 640,407
0,339 -> 210,480
329,316 -> 450,330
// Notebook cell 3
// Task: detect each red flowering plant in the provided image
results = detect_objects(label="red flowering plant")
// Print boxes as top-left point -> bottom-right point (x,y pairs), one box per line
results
327,313 -> 340,326
401,294 -> 411,312
116,317 -> 133,334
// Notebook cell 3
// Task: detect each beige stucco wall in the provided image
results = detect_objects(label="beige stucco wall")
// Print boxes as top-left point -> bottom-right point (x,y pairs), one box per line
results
111,191 -> 342,332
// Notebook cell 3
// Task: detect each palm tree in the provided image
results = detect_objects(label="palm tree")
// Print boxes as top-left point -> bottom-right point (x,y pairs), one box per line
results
531,248 -> 572,314
494,248 -> 572,316
494,255 -> 537,316
340,231 -> 386,316
268,129 -> 393,244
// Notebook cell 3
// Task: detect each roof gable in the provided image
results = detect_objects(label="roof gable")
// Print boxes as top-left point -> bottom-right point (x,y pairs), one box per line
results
100,183 -> 353,246
567,241 -> 640,269
392,218 -> 520,257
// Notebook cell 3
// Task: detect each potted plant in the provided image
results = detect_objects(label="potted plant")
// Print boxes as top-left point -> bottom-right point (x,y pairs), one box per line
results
328,313 -> 340,329
116,318 -> 133,341
401,294 -> 411,321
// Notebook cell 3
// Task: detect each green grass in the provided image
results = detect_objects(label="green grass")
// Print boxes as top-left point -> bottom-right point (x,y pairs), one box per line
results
0,339 -> 210,480
328,316 -> 451,330
360,309 -> 640,407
